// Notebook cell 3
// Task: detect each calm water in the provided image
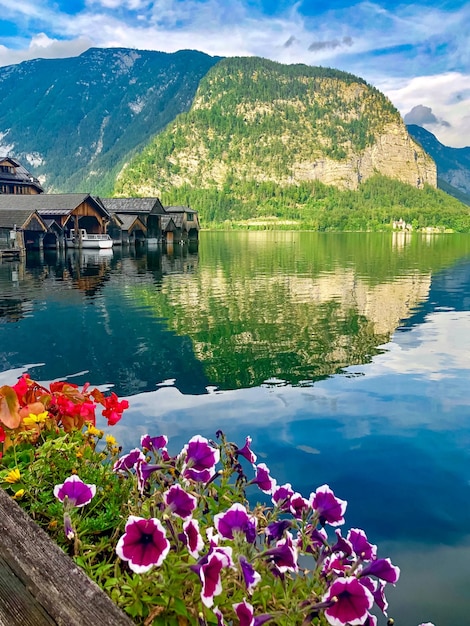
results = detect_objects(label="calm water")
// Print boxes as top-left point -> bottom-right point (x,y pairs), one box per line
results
2,231 -> 470,625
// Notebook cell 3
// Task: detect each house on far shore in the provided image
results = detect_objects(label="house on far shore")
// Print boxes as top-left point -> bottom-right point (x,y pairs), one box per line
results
100,197 -> 165,245
0,156 -> 44,195
163,206 -> 200,243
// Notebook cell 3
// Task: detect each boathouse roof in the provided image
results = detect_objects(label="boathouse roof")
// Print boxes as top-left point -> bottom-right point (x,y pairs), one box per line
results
0,193 -> 110,218
115,213 -> 147,232
100,197 -> 165,215
0,207 -> 48,231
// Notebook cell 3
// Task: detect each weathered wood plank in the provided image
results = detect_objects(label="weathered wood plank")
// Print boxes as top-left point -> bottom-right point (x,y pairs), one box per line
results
0,555 -> 56,625
0,488 -> 134,625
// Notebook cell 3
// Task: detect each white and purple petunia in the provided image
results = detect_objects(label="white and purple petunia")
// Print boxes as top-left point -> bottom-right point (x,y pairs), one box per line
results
271,483 -> 294,510
322,576 -> 374,626
235,436 -> 257,465
140,434 -> 168,452
53,475 -> 96,508
249,463 -> 276,494
347,528 -> 377,560
113,448 -> 146,473
360,577 -> 389,616
359,557 -> 400,585
239,556 -> 261,594
265,519 -> 293,543
136,460 -> 164,494
214,503 -> 257,543
309,484 -> 347,526
199,551 -> 231,607
263,531 -> 298,573
163,484 -> 197,519
233,599 -> 273,626
116,515 -> 170,574
182,518 -> 204,558
289,492 -> 310,518
181,435 -> 220,482
331,529 -> 353,557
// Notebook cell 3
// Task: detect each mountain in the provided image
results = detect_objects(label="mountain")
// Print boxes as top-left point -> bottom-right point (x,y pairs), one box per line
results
0,47 -> 221,194
407,124 -> 470,205
115,56 -> 436,200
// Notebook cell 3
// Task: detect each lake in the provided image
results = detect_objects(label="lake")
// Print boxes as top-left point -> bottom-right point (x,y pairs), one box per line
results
2,230 -> 470,625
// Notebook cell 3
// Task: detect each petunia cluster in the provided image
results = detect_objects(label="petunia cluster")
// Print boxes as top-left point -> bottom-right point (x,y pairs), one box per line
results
105,430 -> 401,626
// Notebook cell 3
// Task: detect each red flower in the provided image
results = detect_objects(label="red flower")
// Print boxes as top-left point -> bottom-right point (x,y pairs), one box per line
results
102,392 -> 129,426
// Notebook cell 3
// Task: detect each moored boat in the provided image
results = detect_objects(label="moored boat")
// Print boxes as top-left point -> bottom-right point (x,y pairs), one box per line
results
66,228 -> 113,249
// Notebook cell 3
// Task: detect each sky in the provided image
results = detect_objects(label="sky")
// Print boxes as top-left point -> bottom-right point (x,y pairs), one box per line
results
0,0 -> 469,148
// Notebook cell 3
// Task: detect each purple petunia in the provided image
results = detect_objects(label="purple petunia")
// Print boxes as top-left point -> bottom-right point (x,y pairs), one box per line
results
182,518 -> 204,559
214,503 -> 258,543
239,556 -> 261,594
249,463 -> 276,494
199,552 -> 231,607
359,557 -> 400,584
163,484 -> 197,519
54,475 -> 96,508
347,528 -> 377,560
136,460 -> 164,494
181,435 -> 220,482
322,577 -> 374,626
309,484 -> 347,526
113,448 -> 146,473
360,577 -> 389,616
140,434 -> 168,452
263,531 -> 298,573
271,483 -> 294,510
289,492 -> 310,518
265,519 -> 293,543
116,515 -> 170,574
235,436 -> 257,464
233,599 -> 272,626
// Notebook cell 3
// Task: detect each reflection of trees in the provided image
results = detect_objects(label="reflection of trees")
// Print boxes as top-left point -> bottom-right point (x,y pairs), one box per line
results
130,232 -> 470,390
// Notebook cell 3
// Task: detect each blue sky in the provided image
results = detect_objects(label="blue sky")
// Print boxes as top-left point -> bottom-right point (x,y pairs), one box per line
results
0,0 -> 468,147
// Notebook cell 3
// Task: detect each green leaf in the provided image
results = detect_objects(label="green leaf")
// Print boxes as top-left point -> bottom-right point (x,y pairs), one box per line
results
172,597 -> 188,617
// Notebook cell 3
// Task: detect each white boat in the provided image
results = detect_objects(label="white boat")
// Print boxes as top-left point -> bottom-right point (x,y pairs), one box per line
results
66,228 -> 113,249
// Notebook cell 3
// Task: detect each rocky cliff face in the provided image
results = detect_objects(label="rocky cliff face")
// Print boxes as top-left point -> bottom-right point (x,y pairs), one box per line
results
291,124 -> 436,190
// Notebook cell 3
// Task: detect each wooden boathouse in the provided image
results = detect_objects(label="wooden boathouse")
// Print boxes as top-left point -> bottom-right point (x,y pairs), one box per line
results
0,195 -> 111,252
100,197 -> 165,245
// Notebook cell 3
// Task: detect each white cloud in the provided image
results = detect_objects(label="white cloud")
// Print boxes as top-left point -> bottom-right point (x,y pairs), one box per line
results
0,34 -> 92,67
380,72 -> 470,148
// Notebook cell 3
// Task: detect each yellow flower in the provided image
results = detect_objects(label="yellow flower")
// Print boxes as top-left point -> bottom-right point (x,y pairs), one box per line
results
87,425 -> 103,437
13,489 -> 25,499
5,468 -> 21,483
23,410 -> 49,425
105,434 -> 117,446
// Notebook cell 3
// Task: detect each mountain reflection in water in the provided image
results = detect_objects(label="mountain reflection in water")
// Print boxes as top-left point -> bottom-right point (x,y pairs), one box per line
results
1,231 -> 470,626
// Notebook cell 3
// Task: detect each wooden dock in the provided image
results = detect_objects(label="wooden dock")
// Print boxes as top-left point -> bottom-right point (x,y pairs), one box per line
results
0,487 -> 133,625
0,248 -> 21,260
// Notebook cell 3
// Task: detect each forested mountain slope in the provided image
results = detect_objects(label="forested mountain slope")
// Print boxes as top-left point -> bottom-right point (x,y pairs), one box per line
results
0,48 -> 221,193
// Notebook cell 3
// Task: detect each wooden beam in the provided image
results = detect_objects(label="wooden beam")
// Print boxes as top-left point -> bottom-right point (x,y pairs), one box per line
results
0,488 -> 133,625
